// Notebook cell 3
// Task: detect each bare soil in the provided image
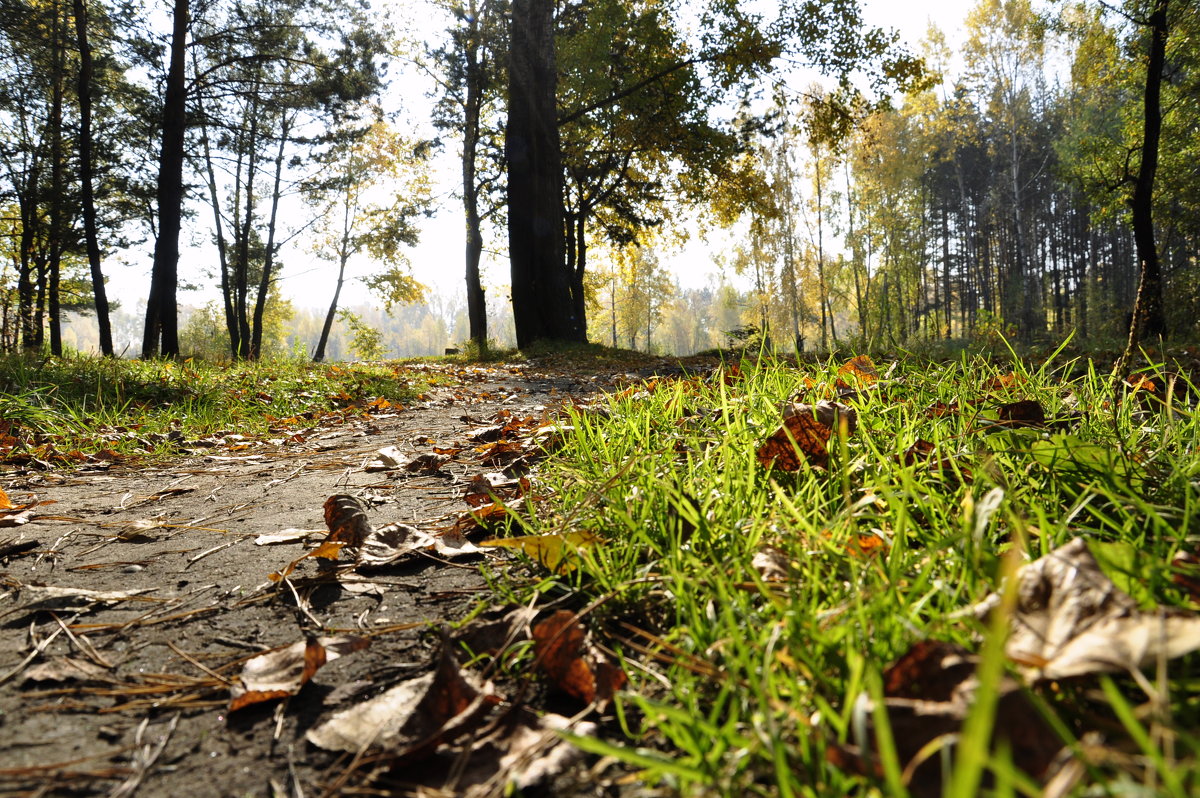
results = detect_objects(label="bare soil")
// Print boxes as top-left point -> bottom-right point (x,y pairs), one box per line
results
0,363 -> 615,797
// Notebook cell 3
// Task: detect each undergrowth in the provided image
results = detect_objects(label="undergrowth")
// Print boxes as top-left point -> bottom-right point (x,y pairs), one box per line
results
515,347 -> 1200,796
0,354 -> 428,462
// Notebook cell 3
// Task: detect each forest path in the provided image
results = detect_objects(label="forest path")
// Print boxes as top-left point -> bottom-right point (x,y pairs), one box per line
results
0,359 -> 650,797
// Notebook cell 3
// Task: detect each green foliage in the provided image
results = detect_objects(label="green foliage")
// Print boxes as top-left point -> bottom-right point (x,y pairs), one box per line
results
0,354 -> 426,460
336,309 -> 386,361
509,349 -> 1200,793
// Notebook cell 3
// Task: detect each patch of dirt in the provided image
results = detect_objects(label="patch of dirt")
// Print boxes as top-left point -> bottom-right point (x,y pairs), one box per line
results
0,363 -> 625,797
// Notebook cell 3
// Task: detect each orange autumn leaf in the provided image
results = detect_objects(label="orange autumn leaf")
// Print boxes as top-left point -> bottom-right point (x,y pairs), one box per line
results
757,413 -> 831,470
984,373 -> 1024,391
532,610 -> 625,704
0,486 -> 12,511
229,638 -> 327,712
1126,374 -> 1157,393
837,355 -> 879,386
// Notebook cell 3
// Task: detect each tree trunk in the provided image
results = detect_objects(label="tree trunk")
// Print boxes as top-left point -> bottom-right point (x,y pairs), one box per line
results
250,112 -> 291,359
1126,0 -> 1168,347
506,0 -> 581,347
48,0 -> 64,356
73,0 -> 113,356
233,83 -> 261,360
144,0 -> 188,359
313,255 -> 347,363
462,13 -> 488,350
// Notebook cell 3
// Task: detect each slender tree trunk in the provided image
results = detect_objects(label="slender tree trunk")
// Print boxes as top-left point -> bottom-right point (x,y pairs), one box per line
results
234,83 -> 261,359
250,112 -> 291,359
462,17 -> 488,350
73,0 -> 113,356
1125,0 -> 1168,350
194,56 -> 235,356
48,0 -> 64,356
144,0 -> 188,358
313,255 -> 347,362
507,0 -> 581,346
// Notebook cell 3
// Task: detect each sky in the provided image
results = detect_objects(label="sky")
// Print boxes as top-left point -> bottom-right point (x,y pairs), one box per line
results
108,0 -> 973,316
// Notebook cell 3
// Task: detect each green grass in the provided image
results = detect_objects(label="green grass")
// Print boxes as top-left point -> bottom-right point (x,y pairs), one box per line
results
0,354 -> 428,462
507,348 -> 1200,796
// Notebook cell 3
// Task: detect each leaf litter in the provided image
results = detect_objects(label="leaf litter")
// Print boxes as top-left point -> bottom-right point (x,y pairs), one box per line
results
0,359 -> 639,796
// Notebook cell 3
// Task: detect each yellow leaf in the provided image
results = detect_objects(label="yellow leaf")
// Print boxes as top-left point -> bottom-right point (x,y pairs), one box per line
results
479,530 -> 601,573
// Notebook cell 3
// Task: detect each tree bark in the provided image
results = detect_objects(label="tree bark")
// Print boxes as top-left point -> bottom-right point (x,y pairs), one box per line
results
144,0 -> 188,358
1126,0 -> 1168,346
462,4 -> 488,350
73,0 -> 113,356
506,0 -> 581,347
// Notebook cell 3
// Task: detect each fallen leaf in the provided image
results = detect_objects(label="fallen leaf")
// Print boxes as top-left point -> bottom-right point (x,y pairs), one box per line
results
229,635 -> 368,712
324,494 -> 372,548
974,537 -> 1200,680
478,529 -> 600,573
751,546 -> 790,582
757,401 -> 855,471
14,585 -> 157,614
837,355 -> 879,386
23,656 -> 114,684
254,528 -> 321,546
996,399 -> 1046,427
840,640 -> 1063,797
306,643 -> 498,753
532,610 -> 625,704
358,523 -> 483,567
406,453 -> 449,474
366,445 -> 410,472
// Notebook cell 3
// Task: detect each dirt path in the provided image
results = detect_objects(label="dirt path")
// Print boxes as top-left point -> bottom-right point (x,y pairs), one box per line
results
0,363 -> 611,797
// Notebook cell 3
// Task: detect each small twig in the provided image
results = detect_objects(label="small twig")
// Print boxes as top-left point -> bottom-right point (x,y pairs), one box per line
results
107,713 -> 180,798
0,624 -> 66,686
51,613 -> 114,669
185,539 -> 239,567
166,640 -> 232,685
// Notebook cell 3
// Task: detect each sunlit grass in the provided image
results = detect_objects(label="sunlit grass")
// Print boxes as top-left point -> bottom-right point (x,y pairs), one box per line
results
0,353 -> 428,461
515,348 -> 1200,795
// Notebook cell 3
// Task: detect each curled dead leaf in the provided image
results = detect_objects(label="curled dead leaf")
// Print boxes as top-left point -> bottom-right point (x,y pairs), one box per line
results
532,610 -> 625,704
229,636 -> 368,712
975,537 -> 1200,680
323,494 -> 372,548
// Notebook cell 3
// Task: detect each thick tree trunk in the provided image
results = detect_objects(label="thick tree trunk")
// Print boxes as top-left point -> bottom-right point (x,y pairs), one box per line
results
73,0 -> 113,356
1127,0 -> 1168,346
506,0 -> 581,347
144,0 -> 188,358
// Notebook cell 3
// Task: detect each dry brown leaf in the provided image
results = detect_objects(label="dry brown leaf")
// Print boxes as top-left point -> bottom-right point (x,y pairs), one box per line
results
532,610 -> 625,704
23,656 -> 114,684
975,537 -> 1200,680
996,399 -> 1046,427
323,494 -> 372,548
229,635 -> 367,712
306,643 -> 498,753
751,546 -> 790,582
432,709 -> 597,798
839,640 -> 1063,797
366,445 -> 410,472
358,523 -> 483,567
757,401 -> 855,471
